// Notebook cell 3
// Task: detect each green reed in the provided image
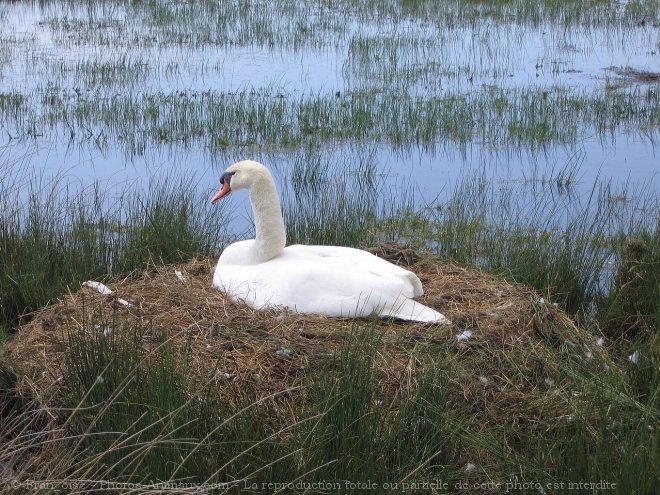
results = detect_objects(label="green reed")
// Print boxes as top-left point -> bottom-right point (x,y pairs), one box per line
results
58,316 -> 290,489
0,167 -> 227,330
2,305 -> 657,493
3,87 -> 656,156
424,172 -> 658,318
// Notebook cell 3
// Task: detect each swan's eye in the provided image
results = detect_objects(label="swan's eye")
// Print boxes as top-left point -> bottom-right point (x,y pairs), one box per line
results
221,171 -> 237,185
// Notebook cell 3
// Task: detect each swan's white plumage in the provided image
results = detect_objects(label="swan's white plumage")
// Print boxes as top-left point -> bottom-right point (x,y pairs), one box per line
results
211,160 -> 449,324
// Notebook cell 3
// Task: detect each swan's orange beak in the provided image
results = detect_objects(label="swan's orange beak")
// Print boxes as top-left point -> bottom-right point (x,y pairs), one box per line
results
211,180 -> 231,204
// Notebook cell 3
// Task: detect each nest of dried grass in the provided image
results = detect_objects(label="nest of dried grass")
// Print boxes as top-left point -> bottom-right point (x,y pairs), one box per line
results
6,244 -> 612,443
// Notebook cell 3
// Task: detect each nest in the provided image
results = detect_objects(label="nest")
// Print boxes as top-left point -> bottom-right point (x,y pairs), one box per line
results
6,245 -> 612,457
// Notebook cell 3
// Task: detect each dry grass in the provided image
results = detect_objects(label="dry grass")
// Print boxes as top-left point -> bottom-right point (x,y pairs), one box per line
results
0,245 -> 627,489
6,246 -> 612,434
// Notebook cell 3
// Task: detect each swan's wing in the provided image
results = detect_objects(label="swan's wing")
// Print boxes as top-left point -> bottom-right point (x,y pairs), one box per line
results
285,245 -> 424,297
279,260 -> 446,322
274,258 -> 414,316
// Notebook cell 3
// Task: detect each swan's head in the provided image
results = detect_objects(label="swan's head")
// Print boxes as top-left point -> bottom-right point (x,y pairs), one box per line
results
211,160 -> 271,204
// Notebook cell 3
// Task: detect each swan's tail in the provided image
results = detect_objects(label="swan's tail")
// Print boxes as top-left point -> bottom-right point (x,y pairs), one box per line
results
381,297 -> 450,324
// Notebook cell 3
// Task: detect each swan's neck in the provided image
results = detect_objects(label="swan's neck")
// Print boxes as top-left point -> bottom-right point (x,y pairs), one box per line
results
249,174 -> 286,263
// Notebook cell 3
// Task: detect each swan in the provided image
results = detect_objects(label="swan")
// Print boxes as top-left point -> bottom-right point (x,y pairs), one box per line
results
210,160 -> 449,324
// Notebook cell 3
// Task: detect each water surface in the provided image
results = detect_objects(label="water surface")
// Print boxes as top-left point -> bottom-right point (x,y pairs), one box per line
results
1,0 -> 658,234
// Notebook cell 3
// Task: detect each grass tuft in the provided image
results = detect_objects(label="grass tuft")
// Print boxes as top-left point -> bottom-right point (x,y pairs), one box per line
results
0,170 -> 226,331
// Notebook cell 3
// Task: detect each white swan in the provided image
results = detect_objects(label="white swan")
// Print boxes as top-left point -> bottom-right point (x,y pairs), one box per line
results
210,160 -> 449,324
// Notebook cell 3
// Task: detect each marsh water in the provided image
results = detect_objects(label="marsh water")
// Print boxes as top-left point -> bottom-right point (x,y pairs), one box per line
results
1,1 -> 658,234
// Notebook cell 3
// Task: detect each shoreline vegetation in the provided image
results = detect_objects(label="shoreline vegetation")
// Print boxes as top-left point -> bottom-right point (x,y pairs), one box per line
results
1,0 -> 658,493
1,160 -> 657,493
